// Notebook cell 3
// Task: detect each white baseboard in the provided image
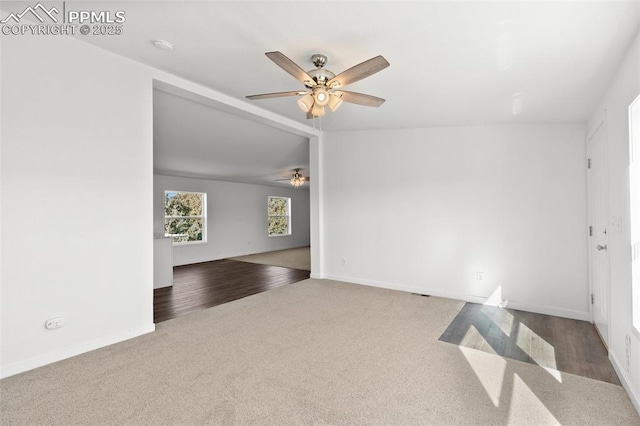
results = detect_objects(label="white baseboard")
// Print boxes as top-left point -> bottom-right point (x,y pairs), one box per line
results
323,273 -> 449,298
504,301 -> 590,321
610,351 -> 640,416
322,274 -> 590,321
0,323 -> 156,379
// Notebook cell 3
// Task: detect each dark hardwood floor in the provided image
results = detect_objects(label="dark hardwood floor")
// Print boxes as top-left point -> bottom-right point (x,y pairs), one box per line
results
154,259 -> 310,323
439,303 -> 620,385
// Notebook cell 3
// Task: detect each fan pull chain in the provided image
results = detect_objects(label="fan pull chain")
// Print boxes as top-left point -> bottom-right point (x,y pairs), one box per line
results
311,115 -> 322,132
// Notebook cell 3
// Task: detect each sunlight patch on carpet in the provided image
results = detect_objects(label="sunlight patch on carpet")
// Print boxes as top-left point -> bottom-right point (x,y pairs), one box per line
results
459,346 -> 506,407
507,373 -> 560,425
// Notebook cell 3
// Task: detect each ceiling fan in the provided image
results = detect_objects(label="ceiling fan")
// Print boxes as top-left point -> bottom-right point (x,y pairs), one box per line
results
246,51 -> 390,118
276,168 -> 310,187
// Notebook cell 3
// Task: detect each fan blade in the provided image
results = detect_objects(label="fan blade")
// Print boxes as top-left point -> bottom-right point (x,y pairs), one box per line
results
246,91 -> 307,100
327,55 -> 389,88
266,51 -> 316,86
276,178 -> 310,182
338,91 -> 385,107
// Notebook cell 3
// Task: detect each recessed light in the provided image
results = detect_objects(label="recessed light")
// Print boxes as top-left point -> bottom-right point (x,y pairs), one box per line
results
152,40 -> 174,51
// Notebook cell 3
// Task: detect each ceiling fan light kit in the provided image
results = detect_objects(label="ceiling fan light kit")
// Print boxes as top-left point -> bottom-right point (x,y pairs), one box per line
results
313,87 -> 330,106
247,51 -> 389,118
311,103 -> 326,117
327,93 -> 343,112
290,175 -> 306,187
275,168 -> 309,187
290,169 -> 307,187
297,94 -> 315,112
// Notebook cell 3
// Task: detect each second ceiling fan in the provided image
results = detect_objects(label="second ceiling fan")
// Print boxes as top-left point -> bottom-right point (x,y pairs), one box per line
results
275,168 -> 310,187
246,51 -> 390,118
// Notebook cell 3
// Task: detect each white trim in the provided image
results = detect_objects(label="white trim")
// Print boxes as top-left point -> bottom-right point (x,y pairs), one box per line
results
629,94 -> 640,337
152,79 -> 319,140
634,324 -> 640,342
0,324 -> 155,379
322,274 -> 590,321
610,350 -> 640,416
587,109 -> 607,140
309,134 -> 323,279
630,95 -> 640,163
504,301 -> 590,322
172,239 -> 207,247
585,111 -> 612,346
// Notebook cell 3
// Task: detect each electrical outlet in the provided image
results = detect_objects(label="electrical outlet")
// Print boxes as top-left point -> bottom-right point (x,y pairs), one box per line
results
45,316 -> 65,330
476,272 -> 484,281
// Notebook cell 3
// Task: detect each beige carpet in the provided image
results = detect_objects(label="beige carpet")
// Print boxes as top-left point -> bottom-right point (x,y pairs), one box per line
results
1,279 -> 638,425
228,246 -> 310,271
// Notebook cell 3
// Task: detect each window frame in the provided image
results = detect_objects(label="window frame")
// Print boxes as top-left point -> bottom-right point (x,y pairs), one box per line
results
164,190 -> 207,245
267,196 -> 291,237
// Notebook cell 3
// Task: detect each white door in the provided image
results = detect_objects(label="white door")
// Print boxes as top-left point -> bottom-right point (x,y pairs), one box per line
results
587,117 -> 610,348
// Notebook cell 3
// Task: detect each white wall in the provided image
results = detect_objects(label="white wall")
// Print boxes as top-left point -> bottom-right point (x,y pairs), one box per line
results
154,175 -> 310,266
588,30 -> 640,414
0,29 -> 318,377
1,34 -> 154,376
321,124 -> 589,320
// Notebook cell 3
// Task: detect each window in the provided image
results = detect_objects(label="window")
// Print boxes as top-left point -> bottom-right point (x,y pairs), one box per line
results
164,191 -> 206,244
268,196 -> 291,236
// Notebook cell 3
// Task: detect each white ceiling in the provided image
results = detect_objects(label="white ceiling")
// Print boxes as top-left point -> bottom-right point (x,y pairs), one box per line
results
70,1 -> 639,184
153,88 -> 310,186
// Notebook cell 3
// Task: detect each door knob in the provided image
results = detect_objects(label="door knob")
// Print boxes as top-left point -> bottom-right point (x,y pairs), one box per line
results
596,244 -> 607,251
